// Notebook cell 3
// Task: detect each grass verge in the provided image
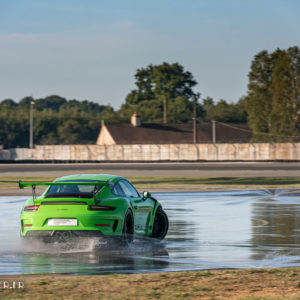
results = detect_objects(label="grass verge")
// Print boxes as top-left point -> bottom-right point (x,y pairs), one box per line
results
1,267 -> 300,299
128,176 -> 300,190
1,176 -> 300,191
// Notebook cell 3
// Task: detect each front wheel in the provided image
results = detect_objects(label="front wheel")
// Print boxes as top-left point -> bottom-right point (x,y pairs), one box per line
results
151,207 -> 168,241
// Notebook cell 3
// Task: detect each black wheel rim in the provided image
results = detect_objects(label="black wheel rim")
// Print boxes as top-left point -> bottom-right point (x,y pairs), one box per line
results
152,210 -> 168,240
123,212 -> 134,243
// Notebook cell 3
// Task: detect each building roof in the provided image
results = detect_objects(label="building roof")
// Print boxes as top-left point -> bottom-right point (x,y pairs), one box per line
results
100,122 -> 252,144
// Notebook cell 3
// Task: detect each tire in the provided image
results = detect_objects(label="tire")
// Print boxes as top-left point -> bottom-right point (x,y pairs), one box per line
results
121,209 -> 134,245
151,207 -> 169,241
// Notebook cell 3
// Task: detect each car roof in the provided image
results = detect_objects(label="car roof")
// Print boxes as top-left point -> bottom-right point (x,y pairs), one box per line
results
54,174 -> 123,182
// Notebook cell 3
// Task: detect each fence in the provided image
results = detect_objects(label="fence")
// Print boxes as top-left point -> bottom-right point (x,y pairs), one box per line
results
1,143 -> 300,161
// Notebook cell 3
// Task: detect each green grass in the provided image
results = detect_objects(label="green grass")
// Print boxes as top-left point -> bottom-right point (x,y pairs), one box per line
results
128,177 -> 300,190
128,177 -> 300,185
1,176 -> 300,190
1,268 -> 300,300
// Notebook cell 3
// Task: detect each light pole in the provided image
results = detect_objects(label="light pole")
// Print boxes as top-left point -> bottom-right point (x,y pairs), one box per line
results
212,119 -> 216,144
29,98 -> 34,149
163,95 -> 167,124
193,93 -> 200,144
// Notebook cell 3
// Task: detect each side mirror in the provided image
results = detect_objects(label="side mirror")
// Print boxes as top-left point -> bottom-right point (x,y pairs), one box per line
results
142,191 -> 151,199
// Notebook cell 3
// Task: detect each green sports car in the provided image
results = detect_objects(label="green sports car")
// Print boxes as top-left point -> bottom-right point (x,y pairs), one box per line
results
19,174 -> 168,244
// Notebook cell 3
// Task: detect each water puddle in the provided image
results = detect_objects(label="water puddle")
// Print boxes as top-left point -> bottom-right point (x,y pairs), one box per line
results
1,189 -> 300,274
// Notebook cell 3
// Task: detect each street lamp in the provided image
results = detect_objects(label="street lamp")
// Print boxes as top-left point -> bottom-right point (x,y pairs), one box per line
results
193,93 -> 200,144
29,99 -> 34,149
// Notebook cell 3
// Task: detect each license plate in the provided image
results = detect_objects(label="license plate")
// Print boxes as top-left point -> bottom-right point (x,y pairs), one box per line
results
48,219 -> 77,226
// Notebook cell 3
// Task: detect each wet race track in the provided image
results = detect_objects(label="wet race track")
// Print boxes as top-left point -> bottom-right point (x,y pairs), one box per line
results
1,189 -> 300,275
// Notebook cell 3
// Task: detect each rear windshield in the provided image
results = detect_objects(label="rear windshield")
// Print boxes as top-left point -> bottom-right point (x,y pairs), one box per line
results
45,180 -> 103,199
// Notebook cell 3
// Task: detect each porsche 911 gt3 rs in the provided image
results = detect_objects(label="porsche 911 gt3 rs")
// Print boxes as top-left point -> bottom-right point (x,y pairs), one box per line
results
19,174 -> 168,244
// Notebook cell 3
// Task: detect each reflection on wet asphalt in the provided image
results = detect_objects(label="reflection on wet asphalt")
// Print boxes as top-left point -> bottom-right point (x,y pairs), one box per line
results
1,189 -> 300,275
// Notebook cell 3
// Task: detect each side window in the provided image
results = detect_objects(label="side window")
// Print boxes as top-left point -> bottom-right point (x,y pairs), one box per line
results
112,182 -> 125,196
119,180 -> 140,198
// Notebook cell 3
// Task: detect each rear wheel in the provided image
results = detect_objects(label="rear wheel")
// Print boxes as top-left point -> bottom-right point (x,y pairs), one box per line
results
151,207 -> 168,241
121,209 -> 134,245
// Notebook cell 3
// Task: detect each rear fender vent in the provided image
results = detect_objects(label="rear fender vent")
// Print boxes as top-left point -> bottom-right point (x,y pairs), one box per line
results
112,220 -> 118,232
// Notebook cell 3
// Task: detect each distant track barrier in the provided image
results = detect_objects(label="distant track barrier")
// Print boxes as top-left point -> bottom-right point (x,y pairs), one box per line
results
1,143 -> 300,162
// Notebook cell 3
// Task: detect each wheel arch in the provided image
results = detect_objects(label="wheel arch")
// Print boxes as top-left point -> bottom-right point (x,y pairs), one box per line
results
148,200 -> 163,230
151,204 -> 169,240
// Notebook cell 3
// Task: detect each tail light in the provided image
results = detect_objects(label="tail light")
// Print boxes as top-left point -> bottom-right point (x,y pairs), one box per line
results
88,205 -> 116,211
24,205 -> 40,212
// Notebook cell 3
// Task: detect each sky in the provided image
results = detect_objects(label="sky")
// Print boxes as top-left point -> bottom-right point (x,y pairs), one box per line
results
0,0 -> 299,109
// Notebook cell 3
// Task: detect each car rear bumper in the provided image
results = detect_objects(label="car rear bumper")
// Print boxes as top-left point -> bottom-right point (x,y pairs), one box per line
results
20,207 -> 124,237
23,230 -> 107,243
25,230 -> 104,238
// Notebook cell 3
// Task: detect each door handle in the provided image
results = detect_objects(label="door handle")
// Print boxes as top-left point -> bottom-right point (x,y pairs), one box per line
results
133,206 -> 138,210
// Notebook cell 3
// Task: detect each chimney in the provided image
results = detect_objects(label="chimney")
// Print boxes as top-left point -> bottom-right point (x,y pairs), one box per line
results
131,112 -> 141,127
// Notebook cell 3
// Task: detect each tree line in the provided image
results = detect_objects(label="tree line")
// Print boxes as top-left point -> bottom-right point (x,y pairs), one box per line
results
1,46 -> 299,147
0,96 -> 117,148
0,95 -> 246,148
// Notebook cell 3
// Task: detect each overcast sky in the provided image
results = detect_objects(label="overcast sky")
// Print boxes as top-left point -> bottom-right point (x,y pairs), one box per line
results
0,0 -> 299,108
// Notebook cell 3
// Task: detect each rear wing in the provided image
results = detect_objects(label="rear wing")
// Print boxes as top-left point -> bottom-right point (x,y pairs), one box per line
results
19,180 -> 111,189
18,180 -> 113,201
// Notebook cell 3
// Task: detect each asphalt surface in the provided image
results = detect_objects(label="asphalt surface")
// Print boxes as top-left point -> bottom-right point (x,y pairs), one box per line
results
0,162 -> 299,177
2,189 -> 300,274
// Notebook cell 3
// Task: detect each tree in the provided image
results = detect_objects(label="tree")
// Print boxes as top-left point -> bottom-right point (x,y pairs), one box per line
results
270,51 -> 300,140
246,47 -> 300,141
150,62 -> 197,99
99,106 -> 120,123
202,97 -> 214,114
201,97 -> 247,123
120,62 -> 198,123
35,95 -> 67,111
245,50 -> 275,141
0,99 -> 17,109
